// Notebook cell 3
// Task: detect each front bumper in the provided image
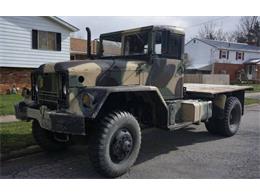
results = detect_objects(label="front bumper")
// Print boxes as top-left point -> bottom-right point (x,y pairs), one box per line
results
15,102 -> 86,135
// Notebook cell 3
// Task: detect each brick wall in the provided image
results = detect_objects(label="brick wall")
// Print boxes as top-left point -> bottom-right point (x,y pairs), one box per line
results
213,63 -> 245,82
70,38 -> 87,53
0,67 -> 34,94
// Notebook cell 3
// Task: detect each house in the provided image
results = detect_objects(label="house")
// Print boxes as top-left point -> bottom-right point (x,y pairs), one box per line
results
0,16 -> 79,94
185,38 -> 260,83
70,38 -> 99,60
70,38 -> 121,60
243,58 -> 260,82
70,37 -> 88,60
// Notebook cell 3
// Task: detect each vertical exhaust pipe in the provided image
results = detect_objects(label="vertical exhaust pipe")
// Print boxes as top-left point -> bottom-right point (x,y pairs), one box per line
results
86,27 -> 92,58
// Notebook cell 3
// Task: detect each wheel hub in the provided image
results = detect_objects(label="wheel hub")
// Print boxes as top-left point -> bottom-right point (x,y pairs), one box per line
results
110,128 -> 133,163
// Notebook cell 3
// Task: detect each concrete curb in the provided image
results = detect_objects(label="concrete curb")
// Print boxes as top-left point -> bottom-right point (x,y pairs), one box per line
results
0,115 -> 18,123
1,145 -> 42,161
245,103 -> 260,108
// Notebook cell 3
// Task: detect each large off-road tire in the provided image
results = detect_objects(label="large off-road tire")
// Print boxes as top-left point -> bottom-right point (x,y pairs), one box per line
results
220,96 -> 242,136
88,111 -> 141,178
205,97 -> 242,137
32,120 -> 70,152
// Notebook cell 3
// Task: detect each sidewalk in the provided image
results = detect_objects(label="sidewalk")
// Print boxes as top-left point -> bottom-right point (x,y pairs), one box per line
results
245,92 -> 260,100
0,115 -> 18,123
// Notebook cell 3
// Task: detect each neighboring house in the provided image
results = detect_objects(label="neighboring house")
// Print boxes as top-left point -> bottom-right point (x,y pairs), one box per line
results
70,37 -> 88,60
243,58 -> 260,82
70,38 -> 121,60
0,16 -> 78,94
70,38 -> 99,60
185,38 -> 260,82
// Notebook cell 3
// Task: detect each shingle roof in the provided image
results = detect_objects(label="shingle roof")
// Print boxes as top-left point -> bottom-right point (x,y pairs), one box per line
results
47,16 -> 79,32
243,58 -> 260,65
197,38 -> 260,52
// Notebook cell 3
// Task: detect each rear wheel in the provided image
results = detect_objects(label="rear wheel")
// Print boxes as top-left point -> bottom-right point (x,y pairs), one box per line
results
32,120 -> 70,152
88,111 -> 141,178
221,97 -> 242,136
205,97 -> 242,137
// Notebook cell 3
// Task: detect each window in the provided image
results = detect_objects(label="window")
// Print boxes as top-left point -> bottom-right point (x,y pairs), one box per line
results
248,65 -> 253,74
236,51 -> 244,60
32,30 -> 61,51
154,31 -> 162,54
219,50 -> 229,59
154,31 -> 184,59
102,40 -> 121,56
167,33 -> 184,59
123,32 -> 149,55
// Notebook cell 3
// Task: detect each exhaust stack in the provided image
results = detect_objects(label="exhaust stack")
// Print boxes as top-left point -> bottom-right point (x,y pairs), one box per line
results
86,27 -> 92,59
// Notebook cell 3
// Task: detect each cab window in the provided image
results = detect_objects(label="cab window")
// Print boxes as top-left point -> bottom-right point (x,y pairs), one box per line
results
155,31 -> 184,59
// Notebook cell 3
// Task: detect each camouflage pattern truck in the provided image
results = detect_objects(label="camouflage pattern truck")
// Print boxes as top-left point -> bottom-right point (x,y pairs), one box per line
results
15,25 -> 250,177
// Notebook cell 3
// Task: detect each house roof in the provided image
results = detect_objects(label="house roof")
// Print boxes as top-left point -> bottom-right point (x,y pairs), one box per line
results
186,63 -> 212,71
187,38 -> 260,53
47,16 -> 79,32
243,58 -> 260,65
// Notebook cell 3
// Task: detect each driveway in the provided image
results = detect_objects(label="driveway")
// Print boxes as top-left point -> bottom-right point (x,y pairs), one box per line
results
1,105 -> 260,179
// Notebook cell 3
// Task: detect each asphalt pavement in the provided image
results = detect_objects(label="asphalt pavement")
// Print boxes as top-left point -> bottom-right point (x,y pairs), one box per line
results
1,105 -> 259,179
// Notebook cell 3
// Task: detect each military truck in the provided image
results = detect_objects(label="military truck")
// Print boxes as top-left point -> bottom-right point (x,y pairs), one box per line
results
15,25 -> 250,178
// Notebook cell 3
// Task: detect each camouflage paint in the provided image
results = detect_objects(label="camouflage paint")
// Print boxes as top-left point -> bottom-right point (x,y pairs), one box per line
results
17,25 -> 205,131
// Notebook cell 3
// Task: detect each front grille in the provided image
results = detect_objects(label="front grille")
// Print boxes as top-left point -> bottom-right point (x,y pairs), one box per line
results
32,73 -> 67,109
38,90 -> 59,107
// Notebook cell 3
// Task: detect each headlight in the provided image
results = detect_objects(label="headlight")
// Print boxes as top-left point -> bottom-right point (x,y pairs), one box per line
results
63,84 -> 67,95
82,93 -> 94,108
35,84 -> 38,92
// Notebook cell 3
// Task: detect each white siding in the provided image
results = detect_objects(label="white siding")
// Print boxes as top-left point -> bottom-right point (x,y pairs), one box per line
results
185,39 -> 217,69
185,38 -> 260,70
0,16 -> 71,68
214,50 -> 260,64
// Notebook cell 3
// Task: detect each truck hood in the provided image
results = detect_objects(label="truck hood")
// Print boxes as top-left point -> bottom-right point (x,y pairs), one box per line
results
35,59 -> 146,87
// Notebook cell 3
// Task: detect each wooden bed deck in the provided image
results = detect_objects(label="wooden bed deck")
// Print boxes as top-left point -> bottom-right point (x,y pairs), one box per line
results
184,83 -> 252,95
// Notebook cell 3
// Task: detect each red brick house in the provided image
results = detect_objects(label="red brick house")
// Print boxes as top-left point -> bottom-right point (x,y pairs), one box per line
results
70,38 -> 121,60
185,38 -> 260,83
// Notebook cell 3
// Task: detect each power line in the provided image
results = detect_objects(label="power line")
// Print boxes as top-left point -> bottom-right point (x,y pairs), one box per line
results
185,16 -> 230,29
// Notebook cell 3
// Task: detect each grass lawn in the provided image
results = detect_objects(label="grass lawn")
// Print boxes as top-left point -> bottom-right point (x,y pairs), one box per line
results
244,98 -> 260,105
238,84 -> 260,93
0,94 -> 23,115
0,121 -> 35,154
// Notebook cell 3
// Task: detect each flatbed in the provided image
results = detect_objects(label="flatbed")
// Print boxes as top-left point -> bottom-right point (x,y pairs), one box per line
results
184,83 -> 252,96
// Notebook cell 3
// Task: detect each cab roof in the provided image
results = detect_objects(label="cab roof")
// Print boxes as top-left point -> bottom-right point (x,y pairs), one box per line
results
100,25 -> 185,42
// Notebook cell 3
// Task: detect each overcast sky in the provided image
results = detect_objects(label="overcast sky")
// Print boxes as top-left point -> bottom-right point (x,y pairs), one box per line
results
60,16 -> 241,42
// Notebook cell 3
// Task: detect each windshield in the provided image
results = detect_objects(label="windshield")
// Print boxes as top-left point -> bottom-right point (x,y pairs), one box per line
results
100,31 -> 150,57
102,40 -> 121,56
123,32 -> 149,55
99,30 -> 184,59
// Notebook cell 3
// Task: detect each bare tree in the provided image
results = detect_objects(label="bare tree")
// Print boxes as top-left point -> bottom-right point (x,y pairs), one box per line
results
198,22 -> 230,41
234,16 -> 260,46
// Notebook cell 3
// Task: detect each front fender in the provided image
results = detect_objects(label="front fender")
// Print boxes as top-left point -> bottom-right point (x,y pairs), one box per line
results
68,86 -> 168,120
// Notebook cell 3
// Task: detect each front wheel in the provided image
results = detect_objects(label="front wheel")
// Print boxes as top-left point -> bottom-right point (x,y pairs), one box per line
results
88,111 -> 141,178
